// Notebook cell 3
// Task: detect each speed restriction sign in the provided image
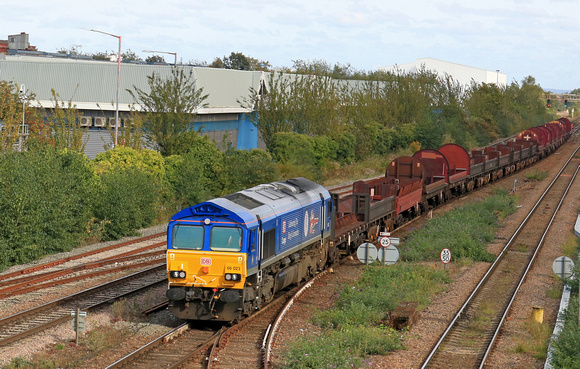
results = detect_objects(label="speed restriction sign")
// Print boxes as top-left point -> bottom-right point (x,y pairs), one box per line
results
379,236 -> 391,247
440,248 -> 451,264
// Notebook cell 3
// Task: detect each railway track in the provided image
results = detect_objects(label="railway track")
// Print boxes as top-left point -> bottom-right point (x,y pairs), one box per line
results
421,145 -> 580,368
0,232 -> 165,282
105,272 -> 327,369
0,264 -> 166,347
106,323 -> 220,369
0,238 -> 166,299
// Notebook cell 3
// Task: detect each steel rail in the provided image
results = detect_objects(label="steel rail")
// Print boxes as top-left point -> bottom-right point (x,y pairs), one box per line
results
478,163 -> 580,368
263,270 -> 329,368
0,232 -> 165,281
421,145 -> 580,368
0,265 -> 165,346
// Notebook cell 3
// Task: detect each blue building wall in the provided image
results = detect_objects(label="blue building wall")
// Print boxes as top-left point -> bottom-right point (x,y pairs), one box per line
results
193,114 -> 258,150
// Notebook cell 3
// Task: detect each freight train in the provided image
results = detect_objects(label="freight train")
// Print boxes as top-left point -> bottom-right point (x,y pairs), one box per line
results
165,118 -> 573,321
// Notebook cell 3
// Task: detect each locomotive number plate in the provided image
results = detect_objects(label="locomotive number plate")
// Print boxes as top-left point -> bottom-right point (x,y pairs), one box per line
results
225,264 -> 242,272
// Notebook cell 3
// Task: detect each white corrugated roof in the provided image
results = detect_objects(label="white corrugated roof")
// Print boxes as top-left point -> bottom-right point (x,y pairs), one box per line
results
0,55 -> 263,114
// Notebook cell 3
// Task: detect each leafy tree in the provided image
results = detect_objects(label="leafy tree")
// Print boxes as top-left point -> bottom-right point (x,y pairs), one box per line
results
290,59 -> 366,79
91,49 -> 142,62
57,45 -> 87,56
122,49 -> 142,61
146,55 -> 165,63
0,80 -> 44,152
104,105 -> 146,151
46,89 -> 89,152
91,51 -> 112,61
210,52 -> 271,71
241,72 -> 343,150
128,68 -> 209,156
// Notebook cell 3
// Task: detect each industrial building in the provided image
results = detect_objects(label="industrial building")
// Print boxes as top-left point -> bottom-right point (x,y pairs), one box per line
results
380,57 -> 507,87
0,33 -> 265,158
2,33 -> 509,159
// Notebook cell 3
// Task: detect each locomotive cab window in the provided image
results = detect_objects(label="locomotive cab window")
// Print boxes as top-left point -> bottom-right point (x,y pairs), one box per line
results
172,225 -> 204,250
210,227 -> 243,252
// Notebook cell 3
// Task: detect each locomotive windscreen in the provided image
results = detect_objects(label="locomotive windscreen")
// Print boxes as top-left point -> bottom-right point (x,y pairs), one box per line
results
172,225 -> 204,250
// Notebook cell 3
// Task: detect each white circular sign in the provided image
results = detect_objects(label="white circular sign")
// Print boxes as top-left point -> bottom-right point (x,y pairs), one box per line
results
552,256 -> 574,279
378,245 -> 399,265
379,236 -> 391,247
440,248 -> 451,264
357,243 -> 377,264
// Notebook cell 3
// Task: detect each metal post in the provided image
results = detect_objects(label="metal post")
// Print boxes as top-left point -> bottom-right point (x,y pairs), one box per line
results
115,37 -> 121,147
142,50 -> 178,70
75,308 -> 81,345
83,28 -> 121,147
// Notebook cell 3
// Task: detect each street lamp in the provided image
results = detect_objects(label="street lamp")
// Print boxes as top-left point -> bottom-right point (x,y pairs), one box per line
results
83,27 -> 121,147
142,50 -> 177,69
496,70 -> 500,85
19,84 -> 26,132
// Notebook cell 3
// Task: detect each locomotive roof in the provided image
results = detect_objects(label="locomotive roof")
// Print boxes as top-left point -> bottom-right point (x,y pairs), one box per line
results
170,177 -> 330,227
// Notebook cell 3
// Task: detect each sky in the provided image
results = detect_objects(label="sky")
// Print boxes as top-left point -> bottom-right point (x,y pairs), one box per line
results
3,0 -> 579,91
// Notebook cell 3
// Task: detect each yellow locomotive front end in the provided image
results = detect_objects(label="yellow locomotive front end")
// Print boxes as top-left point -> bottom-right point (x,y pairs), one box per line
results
166,218 -> 250,321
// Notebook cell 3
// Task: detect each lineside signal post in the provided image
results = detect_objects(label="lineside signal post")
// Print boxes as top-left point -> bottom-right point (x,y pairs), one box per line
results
71,308 -> 87,345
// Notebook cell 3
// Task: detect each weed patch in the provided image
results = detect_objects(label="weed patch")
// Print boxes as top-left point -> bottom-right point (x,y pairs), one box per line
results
4,324 -> 132,368
280,263 -> 450,367
513,319 -> 550,360
525,169 -> 548,181
402,189 -> 515,262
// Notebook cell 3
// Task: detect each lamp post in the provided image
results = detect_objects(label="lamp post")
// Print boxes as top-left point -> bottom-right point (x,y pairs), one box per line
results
19,84 -> 26,132
83,27 -> 121,147
142,50 -> 177,69
496,70 -> 500,85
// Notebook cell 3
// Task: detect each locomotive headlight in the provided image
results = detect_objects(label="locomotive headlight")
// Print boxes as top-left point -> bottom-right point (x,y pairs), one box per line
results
225,273 -> 241,281
170,271 -> 186,279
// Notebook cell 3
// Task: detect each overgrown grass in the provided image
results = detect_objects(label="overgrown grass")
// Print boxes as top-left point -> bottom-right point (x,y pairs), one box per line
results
525,169 -> 549,181
514,319 -> 551,360
3,324 -> 132,368
282,325 -> 400,368
279,263 -> 450,368
402,189 -> 516,262
561,235 -> 578,259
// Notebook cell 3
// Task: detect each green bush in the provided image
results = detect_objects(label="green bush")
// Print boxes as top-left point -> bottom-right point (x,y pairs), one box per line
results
92,167 -> 159,240
222,148 -> 279,194
0,149 -> 95,270
550,302 -> 580,368
165,135 -> 226,208
94,146 -> 167,184
269,132 -> 316,165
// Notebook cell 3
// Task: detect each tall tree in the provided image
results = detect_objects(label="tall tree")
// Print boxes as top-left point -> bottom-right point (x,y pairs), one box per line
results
128,68 -> 209,156
0,81 -> 44,152
47,89 -> 89,152
210,52 -> 271,71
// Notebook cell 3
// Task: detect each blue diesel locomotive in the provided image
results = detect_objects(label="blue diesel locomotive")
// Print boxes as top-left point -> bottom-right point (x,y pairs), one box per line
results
165,177 -> 335,321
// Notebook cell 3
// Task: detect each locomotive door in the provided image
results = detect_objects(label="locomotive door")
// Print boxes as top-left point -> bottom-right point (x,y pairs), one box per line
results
257,216 -> 263,283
